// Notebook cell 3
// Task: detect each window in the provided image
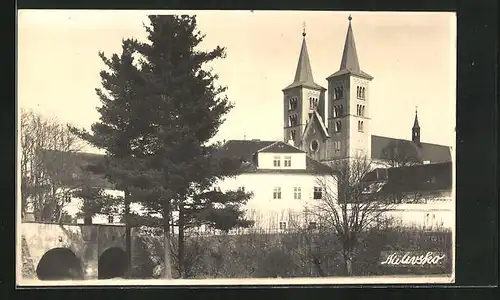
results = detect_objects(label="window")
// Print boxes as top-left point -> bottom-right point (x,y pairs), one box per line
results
335,121 -> 342,132
309,97 -> 318,110
273,187 -> 282,199
279,221 -> 287,230
288,97 -> 298,110
237,187 -> 245,192
332,105 -> 343,118
333,86 -> 343,100
294,187 -> 302,200
310,140 -> 319,152
289,114 -> 298,127
358,120 -> 364,132
308,222 -> 317,229
290,130 -> 296,140
313,187 -> 323,199
357,86 -> 366,100
273,156 -> 281,167
357,105 -> 365,117
284,156 -> 292,167
333,141 -> 341,151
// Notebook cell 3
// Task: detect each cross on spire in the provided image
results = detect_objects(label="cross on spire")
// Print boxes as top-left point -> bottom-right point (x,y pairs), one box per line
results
302,21 -> 306,37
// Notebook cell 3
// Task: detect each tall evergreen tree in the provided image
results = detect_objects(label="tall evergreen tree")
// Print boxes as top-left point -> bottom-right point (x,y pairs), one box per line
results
132,15 -> 253,278
70,38 -> 146,274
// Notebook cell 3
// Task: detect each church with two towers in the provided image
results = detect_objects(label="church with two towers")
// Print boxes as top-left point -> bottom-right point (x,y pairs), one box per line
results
282,16 -> 451,167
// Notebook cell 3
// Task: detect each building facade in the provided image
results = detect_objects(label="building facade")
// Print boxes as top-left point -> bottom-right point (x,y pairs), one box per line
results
282,16 -> 452,167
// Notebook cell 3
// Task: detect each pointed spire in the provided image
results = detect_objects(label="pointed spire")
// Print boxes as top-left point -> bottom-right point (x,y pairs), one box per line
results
284,24 -> 325,91
413,106 -> 420,129
340,15 -> 360,72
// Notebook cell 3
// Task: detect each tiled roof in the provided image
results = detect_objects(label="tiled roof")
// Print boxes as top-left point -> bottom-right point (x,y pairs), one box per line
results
218,140 -> 335,175
283,35 -> 326,91
257,141 -> 304,154
371,135 -> 452,164
364,162 -> 452,194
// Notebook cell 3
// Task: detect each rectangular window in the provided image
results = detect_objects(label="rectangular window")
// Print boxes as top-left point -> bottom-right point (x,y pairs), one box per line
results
279,221 -> 287,230
284,156 -> 291,167
294,187 -> 301,200
237,187 -> 245,192
273,187 -> 282,199
308,222 -> 317,229
313,187 -> 323,199
273,156 -> 281,167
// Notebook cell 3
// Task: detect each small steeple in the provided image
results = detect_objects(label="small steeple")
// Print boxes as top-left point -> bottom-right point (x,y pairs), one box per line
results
283,23 -> 325,91
340,15 -> 360,72
412,106 -> 421,146
413,106 -> 420,129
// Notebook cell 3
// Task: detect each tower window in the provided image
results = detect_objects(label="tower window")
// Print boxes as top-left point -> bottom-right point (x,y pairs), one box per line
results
333,141 -> 341,151
309,97 -> 319,110
288,97 -> 298,110
357,86 -> 366,100
294,187 -> 302,200
290,129 -> 296,140
273,156 -> 281,167
313,187 -> 323,199
357,105 -> 365,117
358,120 -> 364,132
289,114 -> 298,126
273,187 -> 282,199
334,86 -> 343,100
335,121 -> 342,132
284,156 -> 292,167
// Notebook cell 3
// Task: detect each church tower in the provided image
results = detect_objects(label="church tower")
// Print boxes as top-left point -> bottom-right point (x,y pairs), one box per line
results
282,26 -> 326,148
325,15 -> 374,163
412,107 -> 421,146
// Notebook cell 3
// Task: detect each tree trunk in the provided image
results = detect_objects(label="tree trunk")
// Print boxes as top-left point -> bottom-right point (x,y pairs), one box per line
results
163,204 -> 173,279
178,205 -> 185,278
124,190 -> 131,276
343,252 -> 353,276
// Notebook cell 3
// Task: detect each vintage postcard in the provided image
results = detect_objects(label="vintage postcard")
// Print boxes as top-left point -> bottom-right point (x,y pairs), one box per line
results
16,10 -> 456,286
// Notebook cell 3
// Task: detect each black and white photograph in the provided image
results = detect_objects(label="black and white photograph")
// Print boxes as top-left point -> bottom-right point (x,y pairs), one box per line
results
16,10 -> 456,285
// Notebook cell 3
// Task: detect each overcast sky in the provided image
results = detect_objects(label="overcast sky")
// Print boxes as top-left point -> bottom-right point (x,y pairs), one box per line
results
18,10 -> 456,153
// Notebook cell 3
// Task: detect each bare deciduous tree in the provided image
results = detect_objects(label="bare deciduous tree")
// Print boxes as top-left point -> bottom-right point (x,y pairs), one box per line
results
20,109 -> 84,222
308,156 -> 398,276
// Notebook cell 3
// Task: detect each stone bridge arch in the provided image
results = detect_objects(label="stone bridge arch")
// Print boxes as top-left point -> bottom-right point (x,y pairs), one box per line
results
98,247 -> 127,279
36,247 -> 84,280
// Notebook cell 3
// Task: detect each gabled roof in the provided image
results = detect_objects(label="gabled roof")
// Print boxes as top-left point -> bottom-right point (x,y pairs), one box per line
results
301,110 -> 330,141
257,141 -> 304,153
327,16 -> 373,81
371,135 -> 452,164
283,34 -> 326,91
364,162 -> 452,194
218,140 -> 335,175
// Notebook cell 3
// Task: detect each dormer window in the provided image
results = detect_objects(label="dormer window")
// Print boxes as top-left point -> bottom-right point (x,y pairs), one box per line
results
273,156 -> 281,167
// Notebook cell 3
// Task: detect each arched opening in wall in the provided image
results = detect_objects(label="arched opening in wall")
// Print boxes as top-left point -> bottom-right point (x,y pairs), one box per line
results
98,247 -> 127,279
36,248 -> 84,280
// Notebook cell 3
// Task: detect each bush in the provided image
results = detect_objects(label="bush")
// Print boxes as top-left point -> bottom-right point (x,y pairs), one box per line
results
130,228 -> 453,278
